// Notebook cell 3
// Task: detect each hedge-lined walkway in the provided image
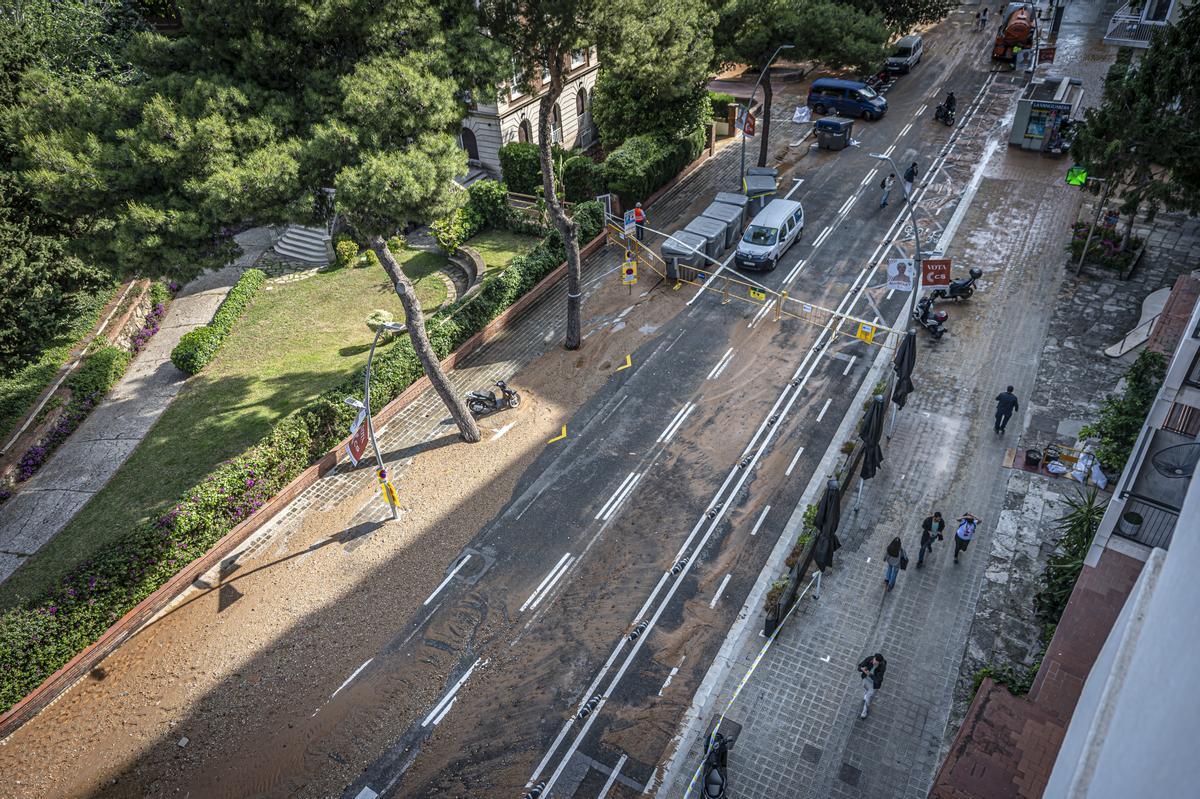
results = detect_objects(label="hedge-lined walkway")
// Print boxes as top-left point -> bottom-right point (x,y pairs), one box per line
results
0,228 -> 277,593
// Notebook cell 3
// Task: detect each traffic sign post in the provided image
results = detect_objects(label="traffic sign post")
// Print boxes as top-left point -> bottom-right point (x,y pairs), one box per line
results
622,259 -> 638,291
856,322 -> 877,344
624,210 -> 637,237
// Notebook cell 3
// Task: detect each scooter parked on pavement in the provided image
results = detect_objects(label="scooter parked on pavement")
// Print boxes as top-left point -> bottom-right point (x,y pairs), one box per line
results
702,732 -> 729,798
466,380 -> 521,414
931,267 -> 983,301
934,102 -> 955,126
913,295 -> 948,339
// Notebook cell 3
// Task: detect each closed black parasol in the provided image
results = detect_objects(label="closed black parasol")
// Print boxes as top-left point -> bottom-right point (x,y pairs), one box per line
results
860,395 -> 886,480
892,330 -> 917,410
812,478 -> 842,571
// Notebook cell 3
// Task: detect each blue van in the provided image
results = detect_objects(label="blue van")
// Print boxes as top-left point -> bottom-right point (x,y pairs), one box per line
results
807,77 -> 888,121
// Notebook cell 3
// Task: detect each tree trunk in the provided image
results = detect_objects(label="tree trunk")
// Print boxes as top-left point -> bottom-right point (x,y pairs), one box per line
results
538,51 -> 583,351
757,71 -> 773,168
371,235 -> 480,443
1120,200 -> 1138,252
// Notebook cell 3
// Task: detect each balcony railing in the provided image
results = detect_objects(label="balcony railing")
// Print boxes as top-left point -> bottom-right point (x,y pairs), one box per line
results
1115,497 -> 1178,549
1104,2 -> 1171,47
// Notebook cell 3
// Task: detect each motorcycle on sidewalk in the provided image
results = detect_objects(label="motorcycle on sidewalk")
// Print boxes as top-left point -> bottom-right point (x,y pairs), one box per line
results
913,295 -> 948,339
930,267 -> 983,301
466,380 -> 521,415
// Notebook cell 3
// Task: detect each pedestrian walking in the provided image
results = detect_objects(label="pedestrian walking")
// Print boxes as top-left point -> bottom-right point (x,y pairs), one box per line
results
858,653 -> 887,718
974,10 -> 981,30
903,162 -> 918,200
954,513 -> 980,564
918,511 -> 945,567
879,173 -> 896,208
994,385 -> 1019,434
883,537 -> 906,590
633,202 -> 646,242
981,7 -> 989,29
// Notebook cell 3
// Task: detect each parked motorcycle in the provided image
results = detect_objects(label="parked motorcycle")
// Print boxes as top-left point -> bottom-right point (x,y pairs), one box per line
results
702,732 -> 729,799
913,295 -> 948,339
466,380 -> 521,414
863,69 -> 889,92
934,102 -> 955,126
931,267 -> 984,301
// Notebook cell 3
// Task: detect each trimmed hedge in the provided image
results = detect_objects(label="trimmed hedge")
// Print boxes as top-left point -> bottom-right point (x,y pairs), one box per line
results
604,127 -> 706,205
563,156 -> 604,204
709,91 -> 736,120
0,201 -> 604,714
170,269 -> 266,375
498,142 -> 543,195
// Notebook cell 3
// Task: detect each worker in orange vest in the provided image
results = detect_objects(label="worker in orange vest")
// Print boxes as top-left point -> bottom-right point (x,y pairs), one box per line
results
633,202 -> 646,242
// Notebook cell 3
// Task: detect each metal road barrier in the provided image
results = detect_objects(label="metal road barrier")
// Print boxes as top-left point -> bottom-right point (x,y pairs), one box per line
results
605,221 -> 901,349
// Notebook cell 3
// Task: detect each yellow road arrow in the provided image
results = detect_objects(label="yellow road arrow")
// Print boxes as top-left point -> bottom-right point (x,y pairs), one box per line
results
547,425 -> 568,444
615,354 -> 632,372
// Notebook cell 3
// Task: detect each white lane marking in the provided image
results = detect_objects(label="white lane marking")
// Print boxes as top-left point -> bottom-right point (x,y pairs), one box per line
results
784,178 -> 806,200
837,195 -> 856,216
617,305 -> 634,320
886,288 -> 896,300
711,350 -> 735,380
597,754 -> 629,799
521,553 -> 573,612
423,554 -> 472,606
635,572 -> 671,623
917,103 -> 928,116
884,144 -> 896,157
706,349 -> 734,380
354,788 -> 379,799
860,168 -> 878,187
601,473 -> 643,521
659,403 -> 696,444
785,445 -> 806,477
686,250 -> 739,306
331,658 -> 373,699
816,398 -> 832,423
784,258 -> 807,285
428,695 -> 457,727
598,394 -> 629,425
529,557 -> 575,611
899,122 -> 913,137
491,421 -> 517,440
596,472 -> 637,519
749,505 -> 771,536
747,301 -> 772,329
709,574 -> 733,609
812,226 -> 833,248
421,657 -> 484,727
842,355 -> 857,376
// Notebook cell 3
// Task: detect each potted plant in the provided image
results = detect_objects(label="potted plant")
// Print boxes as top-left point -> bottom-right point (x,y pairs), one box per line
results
763,578 -> 789,636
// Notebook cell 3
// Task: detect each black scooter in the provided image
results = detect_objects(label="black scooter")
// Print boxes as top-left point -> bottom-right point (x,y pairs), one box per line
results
913,295 -> 948,339
466,380 -> 521,414
931,267 -> 983,301
934,103 -> 955,126
702,732 -> 729,798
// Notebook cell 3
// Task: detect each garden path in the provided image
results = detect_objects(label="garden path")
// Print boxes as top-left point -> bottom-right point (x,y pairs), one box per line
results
0,227 -> 278,589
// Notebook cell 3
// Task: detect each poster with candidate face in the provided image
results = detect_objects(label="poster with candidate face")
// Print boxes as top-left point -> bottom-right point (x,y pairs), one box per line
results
887,258 -> 914,292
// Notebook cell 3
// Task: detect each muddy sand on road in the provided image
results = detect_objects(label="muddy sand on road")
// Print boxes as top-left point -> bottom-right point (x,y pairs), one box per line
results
0,270 -> 687,799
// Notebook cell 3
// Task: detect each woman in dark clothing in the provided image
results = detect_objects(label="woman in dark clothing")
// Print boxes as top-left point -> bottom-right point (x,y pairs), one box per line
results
884,537 -> 903,591
919,512 -> 944,567
858,653 -> 887,718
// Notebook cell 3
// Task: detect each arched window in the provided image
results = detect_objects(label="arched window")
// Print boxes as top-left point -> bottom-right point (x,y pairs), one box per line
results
576,88 -> 587,116
518,118 -> 532,143
551,103 -> 563,144
460,127 -> 479,162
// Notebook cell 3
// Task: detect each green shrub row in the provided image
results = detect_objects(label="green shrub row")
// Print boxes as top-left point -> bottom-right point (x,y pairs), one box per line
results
709,91 -> 736,120
66,346 -> 131,401
0,201 -> 604,714
169,269 -> 266,375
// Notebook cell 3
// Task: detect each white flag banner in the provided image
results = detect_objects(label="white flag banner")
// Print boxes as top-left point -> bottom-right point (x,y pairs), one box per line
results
793,105 -> 812,124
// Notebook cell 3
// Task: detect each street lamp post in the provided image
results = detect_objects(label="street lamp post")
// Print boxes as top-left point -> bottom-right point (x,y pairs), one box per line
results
870,152 -> 923,324
345,320 -> 407,520
739,44 -> 795,188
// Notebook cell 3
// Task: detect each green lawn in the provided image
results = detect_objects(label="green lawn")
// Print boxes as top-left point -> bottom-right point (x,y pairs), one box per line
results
392,249 -> 449,310
0,284 -> 119,445
468,229 -> 541,273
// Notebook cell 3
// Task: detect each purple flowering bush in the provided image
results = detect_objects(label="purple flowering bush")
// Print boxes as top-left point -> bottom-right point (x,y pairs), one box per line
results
1068,222 -> 1143,270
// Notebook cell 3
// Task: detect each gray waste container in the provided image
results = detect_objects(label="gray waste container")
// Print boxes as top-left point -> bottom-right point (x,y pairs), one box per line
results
747,166 -> 779,179
701,201 -> 745,250
661,230 -> 707,281
714,191 -> 749,227
814,118 -> 853,151
684,215 -> 726,260
744,175 -> 777,216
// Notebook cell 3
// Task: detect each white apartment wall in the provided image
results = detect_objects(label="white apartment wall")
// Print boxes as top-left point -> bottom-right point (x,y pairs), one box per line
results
1044,465 -> 1200,797
498,70 -> 600,154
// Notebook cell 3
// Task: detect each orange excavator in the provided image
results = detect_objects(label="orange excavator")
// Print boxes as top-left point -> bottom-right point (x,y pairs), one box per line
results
992,2 -> 1038,61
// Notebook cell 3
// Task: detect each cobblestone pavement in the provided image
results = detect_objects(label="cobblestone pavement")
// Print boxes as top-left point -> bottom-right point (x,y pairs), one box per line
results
0,227 -> 277,585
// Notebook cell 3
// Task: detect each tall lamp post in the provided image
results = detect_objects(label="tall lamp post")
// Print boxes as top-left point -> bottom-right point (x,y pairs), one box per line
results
739,44 -> 794,187
870,152 -> 923,324
344,320 -> 407,520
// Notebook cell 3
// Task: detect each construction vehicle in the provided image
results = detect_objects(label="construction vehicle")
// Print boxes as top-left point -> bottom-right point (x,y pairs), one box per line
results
992,2 -> 1038,62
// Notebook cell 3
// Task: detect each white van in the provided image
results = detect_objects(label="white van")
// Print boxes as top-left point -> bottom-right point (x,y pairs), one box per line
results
734,199 -> 805,272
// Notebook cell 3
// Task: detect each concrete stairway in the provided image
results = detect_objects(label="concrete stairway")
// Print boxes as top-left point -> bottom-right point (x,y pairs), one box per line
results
273,224 -> 332,265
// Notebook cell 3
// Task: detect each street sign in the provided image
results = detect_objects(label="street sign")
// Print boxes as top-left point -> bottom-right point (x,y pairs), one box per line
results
921,258 -> 952,287
622,261 -> 638,285
736,107 -> 756,136
623,210 -> 637,236
1065,165 -> 1088,186
886,258 -> 914,292
346,409 -> 368,466
749,288 -> 767,301
856,323 -> 877,344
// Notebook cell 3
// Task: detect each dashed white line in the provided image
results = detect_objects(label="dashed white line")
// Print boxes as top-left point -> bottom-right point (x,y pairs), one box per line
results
423,554 -> 472,606
597,755 -> 629,799
706,348 -> 735,380
747,302 -> 772,329
837,195 -> 856,216
711,351 -> 735,380
842,355 -> 857,376
899,122 -> 913,137
658,403 -> 696,443
815,398 -> 832,423
886,288 -> 896,300
784,258 -> 808,285
785,445 -> 806,477
428,695 -> 457,727
917,103 -> 928,116
601,473 -> 643,521
421,657 -> 484,727
884,144 -> 896,157
331,658 -> 373,699
708,574 -> 733,609
860,169 -> 878,187
521,553 -> 572,611
812,226 -> 833,248
597,472 -> 637,518
749,505 -> 771,536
